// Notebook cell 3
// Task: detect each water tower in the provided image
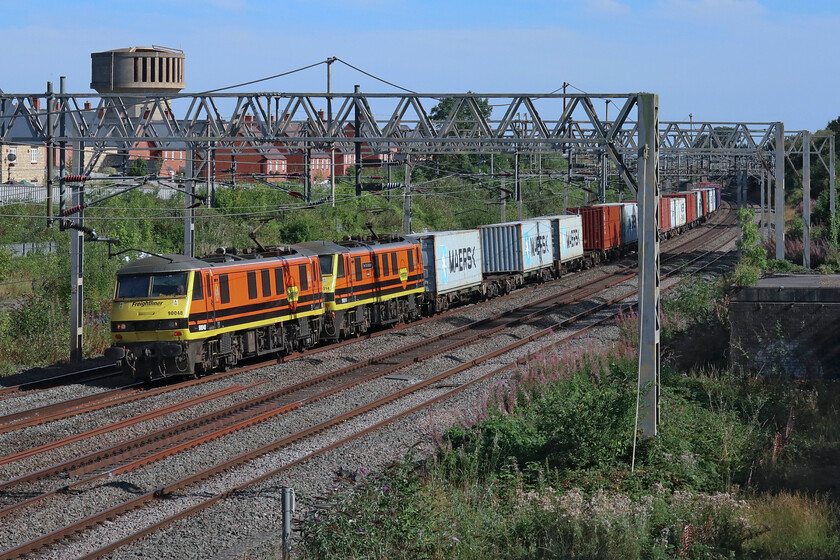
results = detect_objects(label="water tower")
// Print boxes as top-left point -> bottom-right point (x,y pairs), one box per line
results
91,46 -> 185,94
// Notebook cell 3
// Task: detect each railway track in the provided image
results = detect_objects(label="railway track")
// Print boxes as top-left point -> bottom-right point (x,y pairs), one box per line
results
0,203 -> 737,558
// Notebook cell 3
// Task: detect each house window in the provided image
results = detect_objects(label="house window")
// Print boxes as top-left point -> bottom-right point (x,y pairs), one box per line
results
9,147 -> 16,158
30,147 -> 38,163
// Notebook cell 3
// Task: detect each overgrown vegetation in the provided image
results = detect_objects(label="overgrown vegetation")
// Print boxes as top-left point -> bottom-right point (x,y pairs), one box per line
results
299,276 -> 840,559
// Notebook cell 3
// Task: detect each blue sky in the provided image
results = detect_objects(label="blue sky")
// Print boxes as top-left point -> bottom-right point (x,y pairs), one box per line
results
1,0 -> 838,131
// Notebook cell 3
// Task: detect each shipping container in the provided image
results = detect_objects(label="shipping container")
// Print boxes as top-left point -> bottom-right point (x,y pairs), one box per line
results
607,202 -> 639,245
478,219 -> 553,274
664,192 -> 697,224
625,199 -> 676,235
567,205 -> 622,251
671,196 -> 687,228
660,197 -> 673,233
537,214 -> 585,264
697,182 -> 722,208
406,230 -> 483,296
692,188 -> 715,215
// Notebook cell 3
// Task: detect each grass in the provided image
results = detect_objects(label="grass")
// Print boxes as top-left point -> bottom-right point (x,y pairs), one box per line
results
744,492 -> 839,559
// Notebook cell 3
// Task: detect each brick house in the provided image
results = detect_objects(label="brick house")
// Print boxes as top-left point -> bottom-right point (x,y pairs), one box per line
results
1,142 -> 46,184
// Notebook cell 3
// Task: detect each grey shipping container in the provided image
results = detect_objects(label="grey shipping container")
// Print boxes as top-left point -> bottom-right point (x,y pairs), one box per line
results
538,214 -> 585,264
479,219 -> 553,274
406,230 -> 483,295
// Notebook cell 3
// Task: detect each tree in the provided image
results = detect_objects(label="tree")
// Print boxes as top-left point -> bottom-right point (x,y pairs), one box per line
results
415,94 -> 494,180
128,158 -> 148,176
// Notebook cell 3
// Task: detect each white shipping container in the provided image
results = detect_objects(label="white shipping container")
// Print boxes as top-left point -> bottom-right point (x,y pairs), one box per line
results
479,219 -> 553,274
538,214 -> 585,264
407,230 -> 483,295
672,197 -> 686,227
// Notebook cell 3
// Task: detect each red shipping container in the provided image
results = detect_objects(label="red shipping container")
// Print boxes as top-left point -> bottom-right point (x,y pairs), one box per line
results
567,204 -> 622,251
664,193 -> 697,224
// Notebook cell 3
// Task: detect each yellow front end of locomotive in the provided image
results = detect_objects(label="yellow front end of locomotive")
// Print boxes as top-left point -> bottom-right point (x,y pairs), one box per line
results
110,270 -> 195,344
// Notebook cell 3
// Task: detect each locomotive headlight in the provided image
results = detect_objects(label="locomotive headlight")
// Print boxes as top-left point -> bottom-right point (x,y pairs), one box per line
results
114,322 -> 128,331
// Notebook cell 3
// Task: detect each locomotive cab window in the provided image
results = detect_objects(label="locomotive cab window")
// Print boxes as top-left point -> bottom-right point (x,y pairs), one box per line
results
116,273 -> 188,299
247,271 -> 258,300
354,257 -> 363,281
336,256 -> 345,278
274,267 -> 285,295
318,255 -> 333,276
192,273 -> 203,300
219,274 -> 231,304
408,249 -> 415,271
299,264 -> 309,291
391,252 -> 398,273
261,269 -> 271,297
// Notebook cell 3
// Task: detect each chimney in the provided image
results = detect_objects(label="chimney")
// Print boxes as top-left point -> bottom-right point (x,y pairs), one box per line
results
84,101 -> 92,110
31,98 -> 41,111
318,109 -> 325,121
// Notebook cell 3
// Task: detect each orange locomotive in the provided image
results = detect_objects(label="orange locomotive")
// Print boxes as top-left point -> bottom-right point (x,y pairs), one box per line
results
294,236 -> 425,340
105,246 -> 325,380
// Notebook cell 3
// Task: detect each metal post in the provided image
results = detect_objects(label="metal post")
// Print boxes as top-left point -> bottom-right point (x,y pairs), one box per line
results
327,58 -> 335,207
184,148 -> 195,257
500,174 -> 506,222
774,123 -> 785,260
803,130 -> 811,269
515,152 -> 522,220
305,146 -> 312,203
354,85 -> 362,197
59,77 -> 66,220
69,139 -> 85,364
46,82 -> 54,223
759,168 -> 765,240
636,93 -> 660,438
281,487 -> 295,560
830,136 -> 836,235
599,150 -> 607,203
403,157 -> 412,234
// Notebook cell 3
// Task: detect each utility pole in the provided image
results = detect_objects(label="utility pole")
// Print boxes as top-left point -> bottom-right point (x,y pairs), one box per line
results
515,152 -> 522,220
636,93 -> 660,439
354,85 -> 362,197
59,77 -> 66,219
69,94 -> 86,364
305,146 -> 312,203
830,136 -> 836,234
403,157 -> 412,234
328,57 -> 336,207
500,173 -> 506,222
803,130 -> 811,269
46,82 -> 54,224
774,123 -> 785,260
184,148 -> 195,257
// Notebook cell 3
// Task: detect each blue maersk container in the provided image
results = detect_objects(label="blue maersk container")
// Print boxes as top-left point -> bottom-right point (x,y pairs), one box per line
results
537,214 -> 585,264
406,230 -> 483,296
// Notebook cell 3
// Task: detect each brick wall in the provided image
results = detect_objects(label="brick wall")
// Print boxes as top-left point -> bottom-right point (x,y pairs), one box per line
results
729,300 -> 840,379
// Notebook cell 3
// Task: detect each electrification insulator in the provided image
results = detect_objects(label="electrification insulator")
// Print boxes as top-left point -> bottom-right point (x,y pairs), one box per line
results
63,175 -> 88,182
61,204 -> 85,216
